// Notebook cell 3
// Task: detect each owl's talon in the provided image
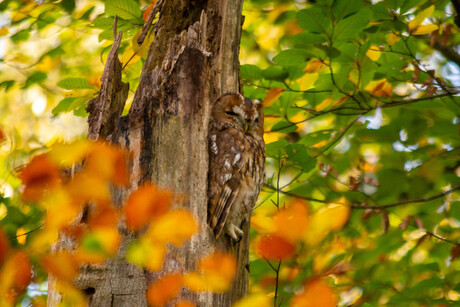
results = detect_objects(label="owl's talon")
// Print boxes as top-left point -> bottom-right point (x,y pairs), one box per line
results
227,223 -> 244,241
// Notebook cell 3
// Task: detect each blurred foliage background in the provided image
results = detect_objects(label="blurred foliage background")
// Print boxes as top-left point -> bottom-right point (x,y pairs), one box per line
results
0,0 -> 459,306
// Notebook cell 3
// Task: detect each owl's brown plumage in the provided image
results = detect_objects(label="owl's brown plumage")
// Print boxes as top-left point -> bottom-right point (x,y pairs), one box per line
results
208,93 -> 265,240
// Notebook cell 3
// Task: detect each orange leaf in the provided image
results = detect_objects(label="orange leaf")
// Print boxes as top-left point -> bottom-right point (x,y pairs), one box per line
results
290,278 -> 338,307
124,184 -> 172,231
184,253 -> 236,293
263,88 -> 283,107
256,235 -> 295,260
365,78 -> 393,97
85,142 -> 130,186
1,251 -> 32,301
146,273 -> 183,307
0,228 -> 10,266
18,154 -> 61,202
147,209 -> 197,246
303,60 -> 328,73
143,4 -> 154,22
198,252 -> 236,282
273,200 -> 309,243
66,172 -> 110,203
0,126 -> 5,143
40,251 -> 79,282
175,301 -> 195,307
87,202 -> 119,230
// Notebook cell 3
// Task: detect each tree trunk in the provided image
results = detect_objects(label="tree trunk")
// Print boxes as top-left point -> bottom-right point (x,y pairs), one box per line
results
48,1 -> 247,306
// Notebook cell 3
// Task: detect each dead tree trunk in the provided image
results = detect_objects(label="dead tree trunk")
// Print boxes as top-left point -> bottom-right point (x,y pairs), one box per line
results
48,1 -> 248,306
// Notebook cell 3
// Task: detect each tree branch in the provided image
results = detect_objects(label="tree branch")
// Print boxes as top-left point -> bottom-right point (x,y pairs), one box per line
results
433,40 -> 460,67
350,185 -> 460,209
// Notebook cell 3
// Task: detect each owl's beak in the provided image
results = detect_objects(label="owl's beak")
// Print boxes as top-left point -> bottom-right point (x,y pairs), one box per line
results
244,122 -> 249,133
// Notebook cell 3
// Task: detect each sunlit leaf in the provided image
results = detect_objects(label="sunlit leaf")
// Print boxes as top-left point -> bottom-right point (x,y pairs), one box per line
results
146,273 -> 183,307
132,29 -> 155,58
365,78 -> 393,97
387,32 -> 400,46
48,140 -> 91,167
233,293 -> 271,307
57,78 -> 96,90
255,235 -> 295,260
124,184 -> 172,231
0,251 -> 32,303
290,278 -> 338,307
147,209 -> 197,246
18,154 -> 61,202
412,24 -> 439,35
262,88 -> 283,107
105,0 -> 141,21
40,251 -> 79,282
366,46 -> 381,61
303,60 -> 328,73
304,202 -> 350,246
273,200 -> 309,243
0,28 -> 8,37
126,240 -> 166,271
408,5 -> 435,30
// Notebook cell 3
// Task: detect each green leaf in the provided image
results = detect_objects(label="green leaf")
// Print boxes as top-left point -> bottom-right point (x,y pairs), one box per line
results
0,80 -> 15,91
105,0 -> 141,21
261,66 -> 289,81
285,144 -> 317,172
273,49 -> 312,66
332,0 -> 363,20
333,8 -> 372,42
10,29 -> 30,43
240,64 -> 261,80
73,104 -> 89,117
24,72 -> 47,88
270,120 -> 297,133
297,6 -> 331,35
57,78 -> 95,90
300,130 -> 334,146
450,202 -> 460,221
265,140 -> 289,158
293,32 -> 328,46
52,97 -> 77,115
60,0 -> 76,14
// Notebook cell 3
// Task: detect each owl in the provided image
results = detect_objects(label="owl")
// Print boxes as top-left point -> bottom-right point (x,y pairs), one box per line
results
208,92 -> 265,241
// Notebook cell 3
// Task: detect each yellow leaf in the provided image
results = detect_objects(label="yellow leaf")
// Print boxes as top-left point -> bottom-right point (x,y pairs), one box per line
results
120,48 -> 140,67
408,5 -> 435,30
251,214 -> 276,234
290,278 -> 338,307
15,228 -> 27,245
303,60 -> 328,73
147,209 -> 197,246
234,293 -> 271,307
184,272 -> 231,293
263,132 -> 283,144
126,240 -> 166,271
365,78 -> 393,97
387,32 -> 400,46
412,24 -> 439,35
366,45 -> 381,61
132,29 -> 155,58
297,73 -> 318,91
315,98 -> 334,111
0,28 -> 8,37
48,140 -> 91,167
262,88 -> 283,107
304,202 -> 350,246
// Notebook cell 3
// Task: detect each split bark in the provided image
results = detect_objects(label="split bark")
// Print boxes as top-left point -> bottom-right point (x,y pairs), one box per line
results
48,1 -> 248,306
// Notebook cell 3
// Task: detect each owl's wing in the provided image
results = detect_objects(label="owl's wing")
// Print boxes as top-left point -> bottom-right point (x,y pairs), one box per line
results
210,178 -> 239,238
208,128 -> 244,239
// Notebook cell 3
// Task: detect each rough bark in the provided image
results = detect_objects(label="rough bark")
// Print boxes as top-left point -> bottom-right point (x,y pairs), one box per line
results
48,1 -> 247,306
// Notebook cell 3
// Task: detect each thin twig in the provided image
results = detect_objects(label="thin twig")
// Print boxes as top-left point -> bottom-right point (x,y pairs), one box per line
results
9,224 -> 44,240
137,0 -> 164,45
350,185 -> 460,209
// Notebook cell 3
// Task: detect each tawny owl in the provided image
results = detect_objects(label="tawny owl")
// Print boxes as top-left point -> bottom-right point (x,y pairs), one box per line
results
208,92 -> 265,240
